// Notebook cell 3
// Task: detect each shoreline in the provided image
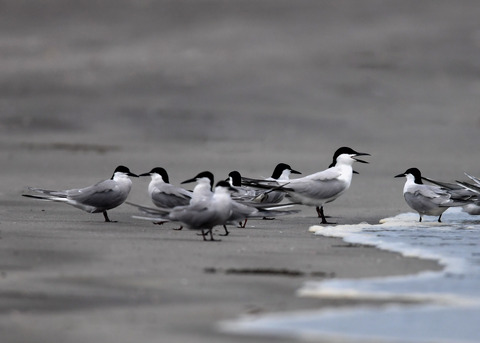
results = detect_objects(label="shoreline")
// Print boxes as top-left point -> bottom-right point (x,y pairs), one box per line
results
219,208 -> 480,343
0,203 -> 443,343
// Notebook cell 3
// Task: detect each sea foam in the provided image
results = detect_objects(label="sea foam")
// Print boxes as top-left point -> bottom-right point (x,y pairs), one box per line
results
219,208 -> 480,343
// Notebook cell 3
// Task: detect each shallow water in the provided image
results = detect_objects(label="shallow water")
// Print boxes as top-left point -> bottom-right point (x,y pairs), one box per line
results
220,208 -> 480,342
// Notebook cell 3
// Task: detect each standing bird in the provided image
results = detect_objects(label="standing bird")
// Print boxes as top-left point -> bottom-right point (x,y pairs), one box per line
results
242,147 -> 370,224
131,179 -> 234,241
139,167 -> 193,230
315,151 -> 362,221
226,170 -> 259,201
394,168 -> 469,222
226,170 -> 300,227
139,167 -> 192,208
181,171 -> 214,206
23,165 -> 138,222
243,163 -> 302,204
170,180 -> 234,241
129,179 -> 299,239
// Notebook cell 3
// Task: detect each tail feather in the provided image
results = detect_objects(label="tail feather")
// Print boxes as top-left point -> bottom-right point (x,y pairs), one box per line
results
240,178 -> 294,192
27,187 -> 68,198
421,176 -> 462,190
22,193 -> 69,203
456,181 -> 480,194
233,201 -> 299,210
125,201 -> 170,215
465,173 -> 480,187
132,215 -> 170,223
256,208 -> 301,217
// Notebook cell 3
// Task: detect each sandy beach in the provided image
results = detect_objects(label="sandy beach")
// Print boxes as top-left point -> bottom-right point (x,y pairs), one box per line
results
1,1 -> 479,342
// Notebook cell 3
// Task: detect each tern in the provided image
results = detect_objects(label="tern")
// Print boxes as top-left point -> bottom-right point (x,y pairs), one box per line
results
226,170 -> 300,227
130,179 -> 234,241
226,171 -> 259,201
242,163 -> 301,204
242,147 -> 370,224
139,167 -> 192,208
129,180 -> 299,236
315,152 -> 362,221
181,171 -> 214,206
395,168 -> 470,222
23,165 -> 138,222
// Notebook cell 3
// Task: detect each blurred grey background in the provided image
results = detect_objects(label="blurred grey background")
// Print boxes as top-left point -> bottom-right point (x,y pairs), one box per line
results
1,0 -> 480,219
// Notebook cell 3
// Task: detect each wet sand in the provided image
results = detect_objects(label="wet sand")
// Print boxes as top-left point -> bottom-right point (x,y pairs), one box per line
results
1,1 -> 479,342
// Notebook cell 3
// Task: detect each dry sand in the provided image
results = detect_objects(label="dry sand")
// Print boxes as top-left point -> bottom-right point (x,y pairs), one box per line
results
1,1 -> 479,342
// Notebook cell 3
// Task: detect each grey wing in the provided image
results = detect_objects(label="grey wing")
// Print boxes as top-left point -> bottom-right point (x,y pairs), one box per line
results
152,185 -> 192,208
249,189 -> 285,204
404,191 -> 432,212
289,177 -> 347,200
171,203 -> 213,228
306,168 -> 343,182
404,190 -> 446,214
412,185 -> 451,206
66,180 -> 126,210
231,186 -> 259,202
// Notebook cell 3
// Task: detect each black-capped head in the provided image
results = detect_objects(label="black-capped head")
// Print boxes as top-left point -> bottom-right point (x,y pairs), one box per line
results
215,180 -> 238,192
395,168 -> 423,184
332,147 -> 370,164
139,167 -> 169,183
328,155 -> 359,174
181,171 -> 214,190
227,171 -> 242,186
271,163 -> 301,179
112,165 -> 138,179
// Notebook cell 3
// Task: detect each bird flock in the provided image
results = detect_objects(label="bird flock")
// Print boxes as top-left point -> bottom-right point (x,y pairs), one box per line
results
22,146 -> 480,241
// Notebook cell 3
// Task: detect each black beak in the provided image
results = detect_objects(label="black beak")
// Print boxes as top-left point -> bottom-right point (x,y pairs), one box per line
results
181,177 -> 197,184
353,152 -> 370,164
353,170 -> 359,174
128,172 -> 139,178
139,172 -> 151,177
291,169 -> 302,175
394,173 -> 405,178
